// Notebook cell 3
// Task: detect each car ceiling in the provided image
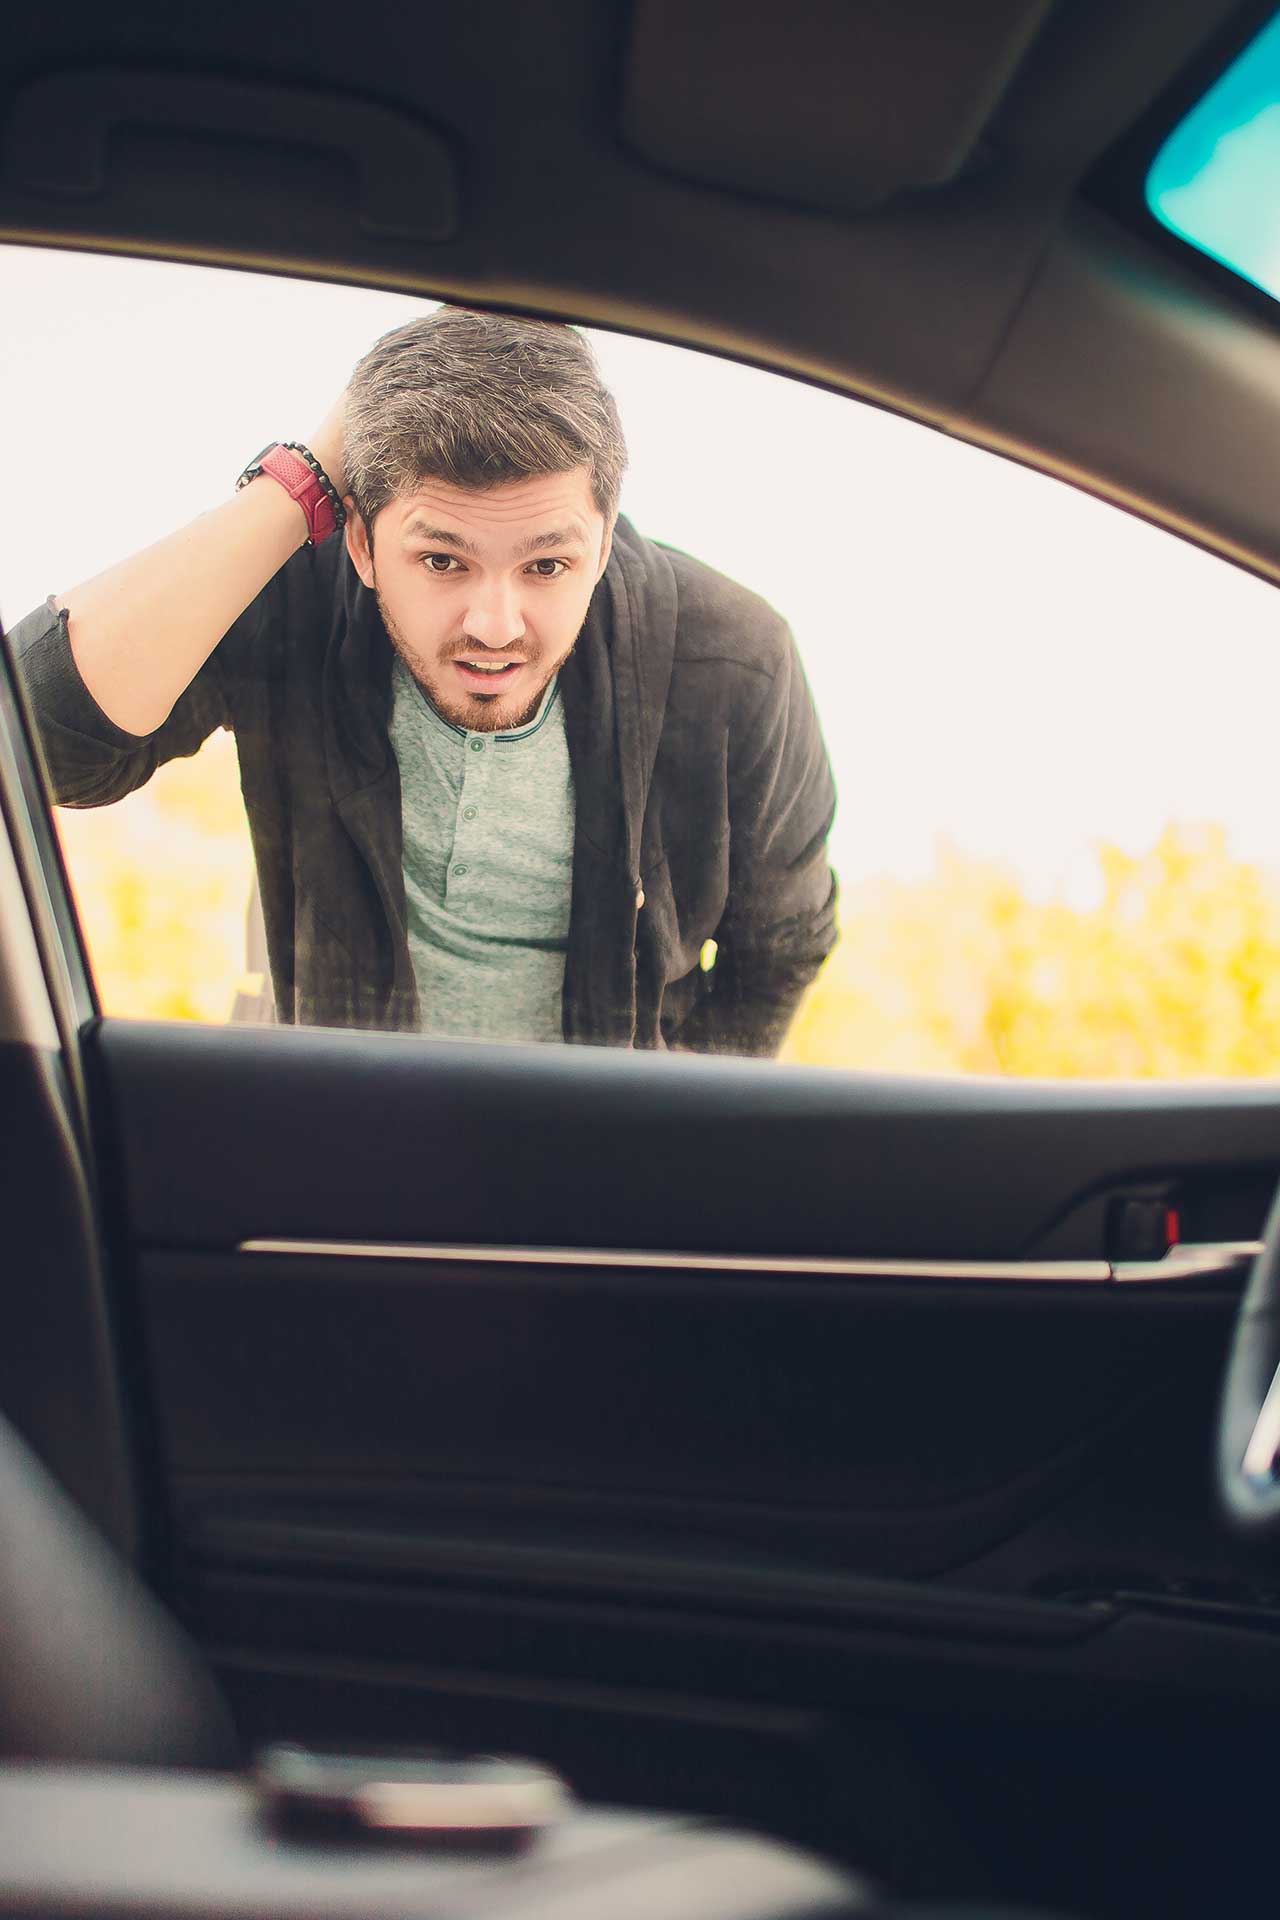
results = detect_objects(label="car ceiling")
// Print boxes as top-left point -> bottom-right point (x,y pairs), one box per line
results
1,0 -> 1278,576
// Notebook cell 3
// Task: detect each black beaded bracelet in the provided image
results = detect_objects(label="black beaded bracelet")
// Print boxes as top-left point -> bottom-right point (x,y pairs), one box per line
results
282,442 -> 348,532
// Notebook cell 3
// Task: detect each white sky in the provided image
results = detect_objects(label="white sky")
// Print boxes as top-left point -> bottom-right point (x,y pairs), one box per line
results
2,241 -> 1278,900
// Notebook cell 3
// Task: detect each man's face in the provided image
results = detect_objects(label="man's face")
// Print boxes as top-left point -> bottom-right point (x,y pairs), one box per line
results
346,466 -> 613,732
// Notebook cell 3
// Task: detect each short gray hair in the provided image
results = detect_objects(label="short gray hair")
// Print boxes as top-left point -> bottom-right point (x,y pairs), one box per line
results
345,307 -> 627,534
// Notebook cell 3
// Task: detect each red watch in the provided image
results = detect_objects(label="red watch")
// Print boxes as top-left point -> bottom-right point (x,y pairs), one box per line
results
236,442 -> 345,547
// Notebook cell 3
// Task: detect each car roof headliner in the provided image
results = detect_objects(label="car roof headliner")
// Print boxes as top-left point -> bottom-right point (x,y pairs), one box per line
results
2,0 -> 1278,583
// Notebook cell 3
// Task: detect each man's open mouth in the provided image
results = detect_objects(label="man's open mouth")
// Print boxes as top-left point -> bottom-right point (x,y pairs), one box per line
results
454,659 -> 524,681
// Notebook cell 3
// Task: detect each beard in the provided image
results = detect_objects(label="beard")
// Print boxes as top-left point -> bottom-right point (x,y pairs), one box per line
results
375,586 -> 578,734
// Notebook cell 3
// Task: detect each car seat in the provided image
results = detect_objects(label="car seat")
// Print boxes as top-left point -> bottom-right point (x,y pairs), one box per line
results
0,1405 -> 234,1766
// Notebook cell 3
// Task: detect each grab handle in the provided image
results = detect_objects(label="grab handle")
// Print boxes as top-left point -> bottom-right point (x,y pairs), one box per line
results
3,69 -> 457,243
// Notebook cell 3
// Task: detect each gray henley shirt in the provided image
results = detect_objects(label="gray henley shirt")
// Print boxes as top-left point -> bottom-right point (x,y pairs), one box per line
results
389,653 -> 576,1043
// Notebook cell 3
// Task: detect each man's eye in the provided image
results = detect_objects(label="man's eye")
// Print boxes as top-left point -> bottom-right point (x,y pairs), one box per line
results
528,558 -> 568,578
424,553 -> 462,573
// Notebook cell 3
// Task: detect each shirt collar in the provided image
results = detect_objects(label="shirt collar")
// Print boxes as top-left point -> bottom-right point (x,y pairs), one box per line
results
396,654 -> 561,744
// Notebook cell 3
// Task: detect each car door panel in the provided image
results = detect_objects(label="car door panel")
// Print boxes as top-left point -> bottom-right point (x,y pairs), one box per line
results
83,1018 -> 1280,1838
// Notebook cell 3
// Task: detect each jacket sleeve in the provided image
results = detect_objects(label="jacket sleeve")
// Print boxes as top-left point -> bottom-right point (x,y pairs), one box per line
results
7,598 -> 233,808
677,625 -> 838,1058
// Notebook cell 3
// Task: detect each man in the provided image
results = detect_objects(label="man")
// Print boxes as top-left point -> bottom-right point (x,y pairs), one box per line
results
12,308 -> 836,1053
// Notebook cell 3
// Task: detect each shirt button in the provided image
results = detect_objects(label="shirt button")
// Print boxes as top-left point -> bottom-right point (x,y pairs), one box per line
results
468,738 -> 486,754
452,862 -> 470,878
462,805 -> 478,821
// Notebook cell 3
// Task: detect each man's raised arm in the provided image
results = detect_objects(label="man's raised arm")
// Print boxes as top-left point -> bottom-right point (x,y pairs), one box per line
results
34,403 -> 346,739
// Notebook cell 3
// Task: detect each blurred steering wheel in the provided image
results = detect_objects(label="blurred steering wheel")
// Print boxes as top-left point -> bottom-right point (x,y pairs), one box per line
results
1219,1181 -> 1280,1532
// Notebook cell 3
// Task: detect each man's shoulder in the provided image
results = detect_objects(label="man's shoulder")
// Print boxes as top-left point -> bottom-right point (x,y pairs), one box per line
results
620,523 -> 790,679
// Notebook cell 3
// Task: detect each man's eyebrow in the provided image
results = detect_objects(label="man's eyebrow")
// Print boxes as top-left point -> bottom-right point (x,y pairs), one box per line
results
514,524 -> 589,557
399,519 -> 480,556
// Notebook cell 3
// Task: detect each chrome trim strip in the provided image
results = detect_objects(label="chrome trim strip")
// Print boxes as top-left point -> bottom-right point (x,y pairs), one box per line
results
238,1239 -> 1111,1283
1112,1240 -> 1263,1285
237,1237 -> 1263,1286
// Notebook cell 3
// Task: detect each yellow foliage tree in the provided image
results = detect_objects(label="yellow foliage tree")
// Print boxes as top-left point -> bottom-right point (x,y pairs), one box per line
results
783,824 -> 1280,1079
55,730 -> 256,1024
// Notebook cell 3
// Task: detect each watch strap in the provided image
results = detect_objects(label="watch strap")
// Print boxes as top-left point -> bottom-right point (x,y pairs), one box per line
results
235,442 -> 345,546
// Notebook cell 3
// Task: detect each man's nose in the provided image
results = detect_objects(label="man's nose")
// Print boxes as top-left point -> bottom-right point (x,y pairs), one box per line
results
462,580 -> 526,649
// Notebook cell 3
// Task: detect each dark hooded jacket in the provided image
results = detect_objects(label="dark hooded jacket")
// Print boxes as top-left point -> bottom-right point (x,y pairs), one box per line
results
11,516 -> 837,1053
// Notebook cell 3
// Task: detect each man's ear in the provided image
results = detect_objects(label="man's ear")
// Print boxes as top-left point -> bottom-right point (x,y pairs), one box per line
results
595,517 -> 615,583
345,498 -> 375,587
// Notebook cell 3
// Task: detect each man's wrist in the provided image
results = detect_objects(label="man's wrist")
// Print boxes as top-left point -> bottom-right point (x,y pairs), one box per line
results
230,465 -> 313,556
280,443 -> 346,541
235,442 -> 346,547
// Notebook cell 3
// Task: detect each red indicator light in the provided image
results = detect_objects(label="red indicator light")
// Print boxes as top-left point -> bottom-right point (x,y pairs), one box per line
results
1165,1208 -> 1182,1247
